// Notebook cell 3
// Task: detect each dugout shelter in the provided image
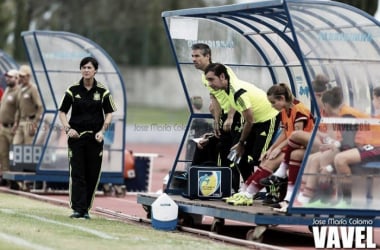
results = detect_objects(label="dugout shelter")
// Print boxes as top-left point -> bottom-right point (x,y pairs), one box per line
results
4,31 -> 127,186
138,0 -> 380,235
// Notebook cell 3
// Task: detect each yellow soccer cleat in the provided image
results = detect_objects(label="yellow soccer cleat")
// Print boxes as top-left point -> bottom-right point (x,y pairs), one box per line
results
225,192 -> 244,203
229,194 -> 253,206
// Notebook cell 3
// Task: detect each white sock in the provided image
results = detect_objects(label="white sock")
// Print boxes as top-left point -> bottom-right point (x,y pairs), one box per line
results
239,183 -> 247,192
246,183 -> 259,197
273,162 -> 288,178
284,184 -> 294,201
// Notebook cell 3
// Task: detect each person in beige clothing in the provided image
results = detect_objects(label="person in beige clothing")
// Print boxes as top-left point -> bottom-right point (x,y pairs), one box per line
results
0,69 -> 20,183
13,65 -> 43,145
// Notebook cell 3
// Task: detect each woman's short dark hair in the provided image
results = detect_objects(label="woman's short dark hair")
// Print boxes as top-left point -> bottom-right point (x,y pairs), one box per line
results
80,57 -> 98,70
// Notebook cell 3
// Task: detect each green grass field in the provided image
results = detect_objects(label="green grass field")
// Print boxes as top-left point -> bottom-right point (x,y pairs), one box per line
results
0,192 -> 242,250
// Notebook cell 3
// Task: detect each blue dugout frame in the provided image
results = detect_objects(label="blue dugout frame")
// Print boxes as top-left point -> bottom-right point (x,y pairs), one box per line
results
20,30 -> 127,184
162,0 -> 380,218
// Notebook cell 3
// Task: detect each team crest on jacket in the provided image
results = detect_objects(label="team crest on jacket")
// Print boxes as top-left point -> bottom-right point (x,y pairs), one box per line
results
93,92 -> 100,101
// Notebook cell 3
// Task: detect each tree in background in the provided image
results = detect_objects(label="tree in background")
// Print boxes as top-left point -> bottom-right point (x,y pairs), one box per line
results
334,0 -> 378,16
1,0 -> 219,65
0,0 -> 17,54
0,0 -> 377,65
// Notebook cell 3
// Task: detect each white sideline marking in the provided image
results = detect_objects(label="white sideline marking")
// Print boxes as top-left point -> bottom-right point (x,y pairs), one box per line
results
0,232 -> 53,250
0,209 -> 118,240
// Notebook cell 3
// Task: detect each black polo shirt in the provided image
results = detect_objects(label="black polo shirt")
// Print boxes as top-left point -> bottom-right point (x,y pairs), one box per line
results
59,78 -> 116,133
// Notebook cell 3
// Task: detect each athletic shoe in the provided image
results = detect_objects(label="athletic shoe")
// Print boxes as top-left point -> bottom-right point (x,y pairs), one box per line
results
0,177 -> 7,186
262,193 -> 280,206
228,194 -> 253,206
70,211 -> 82,219
253,192 -> 266,200
114,185 -> 126,197
259,175 -> 288,186
176,172 -> 188,180
264,180 -> 288,204
103,184 -> 114,196
224,192 -> 246,203
83,212 -> 91,220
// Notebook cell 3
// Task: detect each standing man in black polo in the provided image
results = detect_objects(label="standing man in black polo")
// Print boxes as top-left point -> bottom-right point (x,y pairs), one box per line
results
59,57 -> 116,219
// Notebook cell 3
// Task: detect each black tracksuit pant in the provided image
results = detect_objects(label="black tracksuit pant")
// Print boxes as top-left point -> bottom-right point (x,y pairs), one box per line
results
68,135 -> 103,214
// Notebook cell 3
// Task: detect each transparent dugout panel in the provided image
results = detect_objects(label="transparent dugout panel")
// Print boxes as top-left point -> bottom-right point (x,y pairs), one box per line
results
22,31 -> 126,174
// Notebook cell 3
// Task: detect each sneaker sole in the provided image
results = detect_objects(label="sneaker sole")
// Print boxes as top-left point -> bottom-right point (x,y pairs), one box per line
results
232,203 -> 253,206
230,201 -> 253,206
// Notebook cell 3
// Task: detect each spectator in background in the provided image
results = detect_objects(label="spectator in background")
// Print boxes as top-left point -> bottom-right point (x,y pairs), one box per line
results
0,69 -> 20,185
13,65 -> 43,145
189,96 -> 212,137
185,96 -> 213,162
0,85 -> 3,101
191,95 -> 203,112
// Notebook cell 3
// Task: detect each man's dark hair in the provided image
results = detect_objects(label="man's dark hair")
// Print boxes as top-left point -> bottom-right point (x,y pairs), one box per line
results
374,86 -> 380,98
204,63 -> 230,81
312,74 -> 330,93
191,43 -> 212,63
80,57 -> 98,70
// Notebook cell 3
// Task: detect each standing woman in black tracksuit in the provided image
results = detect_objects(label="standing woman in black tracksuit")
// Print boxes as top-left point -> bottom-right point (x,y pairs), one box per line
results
58,56 -> 117,219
